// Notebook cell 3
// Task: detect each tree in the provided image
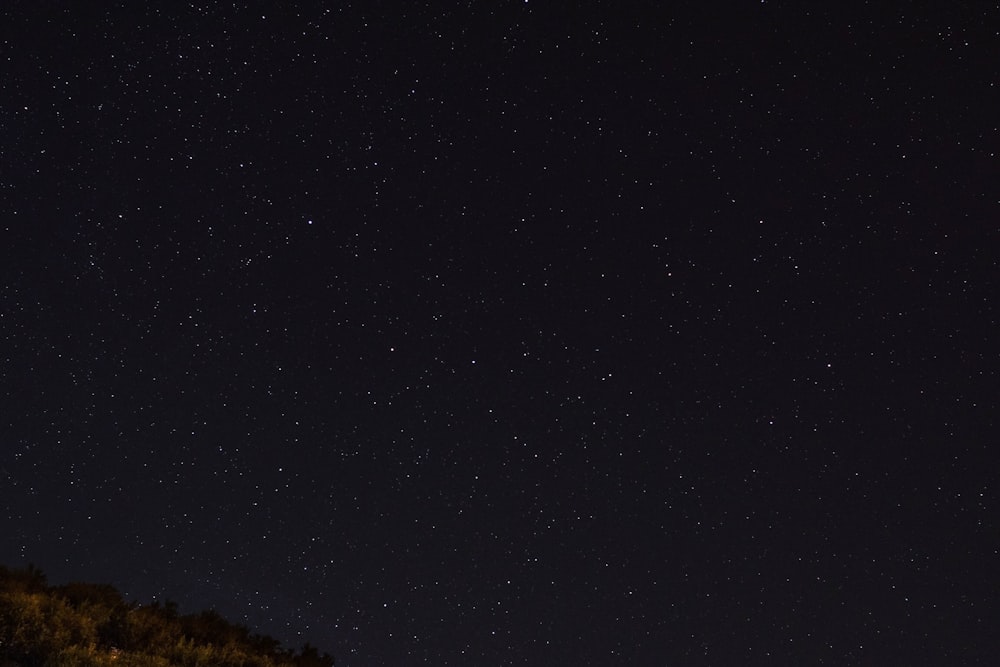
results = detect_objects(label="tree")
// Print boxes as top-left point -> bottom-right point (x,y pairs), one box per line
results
0,563 -> 49,594
0,565 -> 336,667
295,643 -> 335,667
55,582 -> 126,612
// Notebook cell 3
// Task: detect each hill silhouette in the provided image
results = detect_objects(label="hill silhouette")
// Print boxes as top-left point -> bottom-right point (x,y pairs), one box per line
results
0,565 -> 334,667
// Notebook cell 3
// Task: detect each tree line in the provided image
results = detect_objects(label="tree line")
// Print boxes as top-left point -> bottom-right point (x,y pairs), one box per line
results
0,564 -> 334,667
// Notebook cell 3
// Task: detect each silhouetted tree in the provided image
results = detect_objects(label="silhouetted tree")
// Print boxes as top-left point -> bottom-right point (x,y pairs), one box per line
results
0,565 -> 336,667
54,581 -> 126,611
295,643 -> 335,667
0,563 -> 48,594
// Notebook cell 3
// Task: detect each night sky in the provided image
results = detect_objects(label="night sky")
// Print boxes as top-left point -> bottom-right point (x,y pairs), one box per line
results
2,3 -> 998,665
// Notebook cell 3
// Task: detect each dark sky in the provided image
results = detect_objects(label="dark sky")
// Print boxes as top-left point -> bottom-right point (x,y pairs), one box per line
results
2,2 -> 997,665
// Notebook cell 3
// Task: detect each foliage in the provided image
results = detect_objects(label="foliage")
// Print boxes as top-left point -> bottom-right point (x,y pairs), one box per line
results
0,566 -> 334,667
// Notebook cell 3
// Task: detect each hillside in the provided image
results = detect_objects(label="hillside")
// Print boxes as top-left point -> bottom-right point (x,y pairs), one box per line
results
0,565 -> 334,667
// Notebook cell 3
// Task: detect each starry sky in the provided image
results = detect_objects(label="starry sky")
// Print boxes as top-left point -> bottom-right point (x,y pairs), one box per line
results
1,2 -> 998,665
